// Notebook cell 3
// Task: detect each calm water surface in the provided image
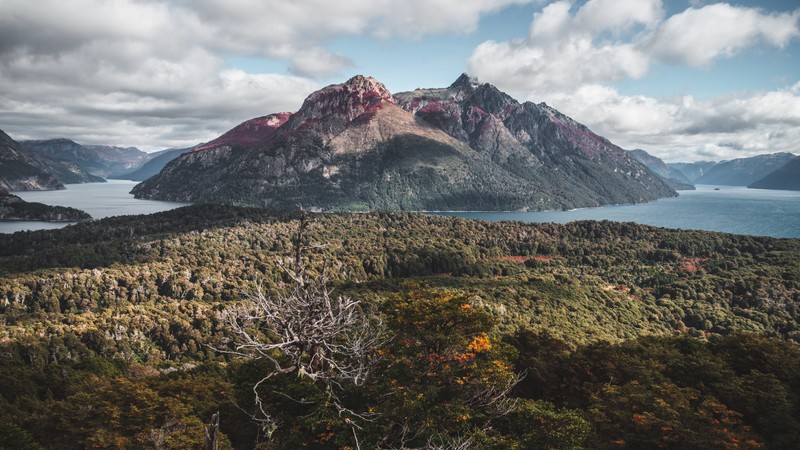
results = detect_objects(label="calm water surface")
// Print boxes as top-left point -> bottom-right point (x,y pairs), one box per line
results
2,183 -> 798,238
436,185 -> 800,238
2,180 -> 189,233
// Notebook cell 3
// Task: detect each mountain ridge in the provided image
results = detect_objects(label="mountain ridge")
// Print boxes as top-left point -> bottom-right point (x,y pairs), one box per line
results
22,138 -> 150,178
695,153 -> 796,186
0,129 -> 104,190
749,155 -> 800,191
132,74 -> 675,211
629,149 -> 695,190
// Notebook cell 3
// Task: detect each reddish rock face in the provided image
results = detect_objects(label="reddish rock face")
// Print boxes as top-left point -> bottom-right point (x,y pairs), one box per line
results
280,75 -> 396,140
195,112 -> 292,151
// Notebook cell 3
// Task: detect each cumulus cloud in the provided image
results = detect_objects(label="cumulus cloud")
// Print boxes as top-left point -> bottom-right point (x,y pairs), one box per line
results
0,0 -> 532,149
545,84 -> 800,162
649,3 -> 800,66
469,0 -> 661,94
468,0 -> 800,162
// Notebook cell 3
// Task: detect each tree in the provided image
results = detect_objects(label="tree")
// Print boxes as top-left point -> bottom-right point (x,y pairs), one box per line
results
221,213 -> 384,447
374,288 -> 526,449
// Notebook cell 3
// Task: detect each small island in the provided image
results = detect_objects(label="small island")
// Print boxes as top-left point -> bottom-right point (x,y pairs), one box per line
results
0,188 -> 92,222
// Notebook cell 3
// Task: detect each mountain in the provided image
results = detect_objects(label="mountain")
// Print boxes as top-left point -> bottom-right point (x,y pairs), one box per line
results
113,146 -> 196,181
133,74 -> 675,211
628,149 -> 694,190
394,74 -> 675,207
694,153 -> 796,186
749,156 -> 800,191
0,130 -> 64,190
0,187 -> 91,222
22,138 -> 150,178
1,129 -> 103,190
668,161 -> 718,183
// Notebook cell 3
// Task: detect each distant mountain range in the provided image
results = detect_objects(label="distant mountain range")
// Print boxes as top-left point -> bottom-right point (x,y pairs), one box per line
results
668,161 -> 718,183
628,149 -> 694,190
21,138 -> 150,178
0,130 -> 103,190
133,74 -> 675,211
692,153 -> 796,186
749,156 -> 800,191
114,146 -> 195,181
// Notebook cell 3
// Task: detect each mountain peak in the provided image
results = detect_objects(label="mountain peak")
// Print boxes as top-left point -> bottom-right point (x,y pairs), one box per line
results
449,73 -> 480,90
283,75 -> 395,137
343,75 -> 391,96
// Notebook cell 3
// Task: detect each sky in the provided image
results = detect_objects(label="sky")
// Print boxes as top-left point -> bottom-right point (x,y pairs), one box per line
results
1,0 -> 799,162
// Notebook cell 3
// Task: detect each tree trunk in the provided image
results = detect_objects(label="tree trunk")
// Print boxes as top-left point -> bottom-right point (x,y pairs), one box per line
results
203,411 -> 219,450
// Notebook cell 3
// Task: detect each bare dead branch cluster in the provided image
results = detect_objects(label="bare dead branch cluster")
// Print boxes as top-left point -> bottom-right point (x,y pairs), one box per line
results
220,213 -> 384,444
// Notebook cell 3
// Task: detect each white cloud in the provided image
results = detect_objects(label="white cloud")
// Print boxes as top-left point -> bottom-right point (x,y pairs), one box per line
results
469,0 -> 659,95
0,0 -> 532,149
467,1 -> 800,162
547,84 -> 800,163
173,0 -> 534,75
649,3 -> 800,66
469,1 -> 800,97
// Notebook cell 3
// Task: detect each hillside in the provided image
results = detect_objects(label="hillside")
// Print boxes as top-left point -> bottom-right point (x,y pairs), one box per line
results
695,153 -> 796,186
22,138 -> 150,178
1,130 -> 105,191
132,75 -> 675,211
749,155 -> 800,191
0,188 -> 91,221
0,206 -> 798,448
629,149 -> 695,190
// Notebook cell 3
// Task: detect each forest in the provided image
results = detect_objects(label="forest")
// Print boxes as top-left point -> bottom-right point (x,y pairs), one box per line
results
1,204 -> 799,449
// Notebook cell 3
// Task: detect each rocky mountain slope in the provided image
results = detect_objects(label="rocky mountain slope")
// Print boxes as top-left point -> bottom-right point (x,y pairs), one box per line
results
749,156 -> 800,191
628,149 -> 694,190
22,138 -> 150,178
0,129 -> 103,190
0,187 -> 91,221
695,153 -> 796,186
133,75 -> 675,211
394,75 -> 675,206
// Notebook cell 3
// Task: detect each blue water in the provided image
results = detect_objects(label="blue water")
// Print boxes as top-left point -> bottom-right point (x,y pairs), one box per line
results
2,183 -> 798,238
435,186 -> 800,238
2,180 -> 189,233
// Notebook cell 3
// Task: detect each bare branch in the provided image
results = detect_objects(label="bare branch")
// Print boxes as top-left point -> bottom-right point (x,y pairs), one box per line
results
220,214 -> 386,446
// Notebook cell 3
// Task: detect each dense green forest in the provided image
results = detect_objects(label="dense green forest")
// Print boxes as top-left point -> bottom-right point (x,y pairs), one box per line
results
1,205 -> 798,449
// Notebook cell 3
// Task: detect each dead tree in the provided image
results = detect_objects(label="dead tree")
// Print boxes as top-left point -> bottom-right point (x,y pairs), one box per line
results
221,212 -> 384,446
203,412 -> 219,450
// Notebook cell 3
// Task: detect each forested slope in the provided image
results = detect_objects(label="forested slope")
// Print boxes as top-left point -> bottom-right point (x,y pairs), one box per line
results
1,206 -> 798,448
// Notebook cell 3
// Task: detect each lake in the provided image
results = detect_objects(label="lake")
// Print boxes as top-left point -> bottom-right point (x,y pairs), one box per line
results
2,180 -> 189,234
2,183 -> 798,238
435,185 -> 800,238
